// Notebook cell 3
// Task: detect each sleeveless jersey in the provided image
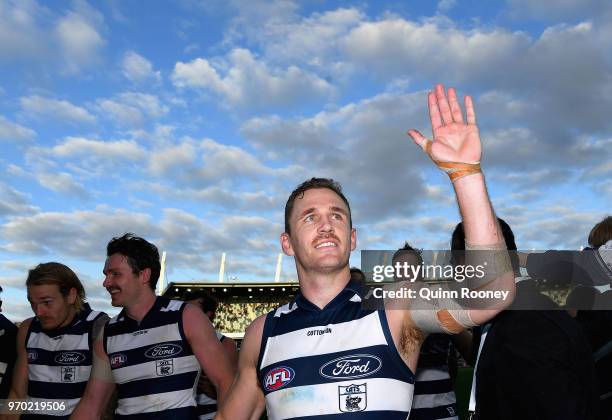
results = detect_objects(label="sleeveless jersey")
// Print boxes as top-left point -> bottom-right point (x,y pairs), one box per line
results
104,297 -> 201,419
25,307 -> 107,419
258,281 -> 415,419
196,331 -> 225,420
410,334 -> 457,420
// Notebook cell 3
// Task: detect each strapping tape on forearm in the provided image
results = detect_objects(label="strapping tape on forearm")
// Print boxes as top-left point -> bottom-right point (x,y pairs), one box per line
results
424,140 -> 481,182
464,240 -> 513,290
410,284 -> 477,334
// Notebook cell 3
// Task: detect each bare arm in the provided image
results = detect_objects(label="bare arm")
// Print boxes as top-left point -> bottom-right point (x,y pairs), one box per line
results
215,315 -> 266,420
183,304 -> 233,405
1,319 -> 31,420
7,319 -> 30,401
69,326 -> 115,420
408,84 -> 514,326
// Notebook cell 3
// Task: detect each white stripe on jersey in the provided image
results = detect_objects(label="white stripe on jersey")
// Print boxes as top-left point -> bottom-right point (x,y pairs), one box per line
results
0,361 -> 7,375
86,311 -> 103,321
260,311 -> 386,369
115,388 -> 197,416
27,332 -> 90,351
265,377 -> 414,419
112,355 -> 199,384
414,367 -> 451,381
28,365 -> 91,382
107,323 -> 182,352
411,391 -> 456,409
27,397 -> 81,416
161,300 -> 183,312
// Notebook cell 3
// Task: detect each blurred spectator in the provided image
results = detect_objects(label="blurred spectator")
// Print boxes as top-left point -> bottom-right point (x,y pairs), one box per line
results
458,218 -> 599,420
0,285 -> 18,399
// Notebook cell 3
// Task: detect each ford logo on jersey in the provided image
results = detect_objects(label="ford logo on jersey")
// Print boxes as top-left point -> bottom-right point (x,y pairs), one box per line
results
144,343 -> 183,359
263,366 -> 295,391
54,351 -> 86,365
320,354 -> 382,379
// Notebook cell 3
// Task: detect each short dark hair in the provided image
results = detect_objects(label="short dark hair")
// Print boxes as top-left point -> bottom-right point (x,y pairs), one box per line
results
107,233 -> 161,291
284,177 -> 352,234
588,216 -> 612,248
26,262 -> 86,311
184,290 -> 219,314
392,242 -> 423,266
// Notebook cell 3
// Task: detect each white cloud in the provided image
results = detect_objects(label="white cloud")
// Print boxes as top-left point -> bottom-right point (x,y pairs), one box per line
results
172,48 -> 334,109
342,18 -> 530,83
51,136 -> 146,160
0,0 -> 50,62
147,137 -> 278,188
96,92 -> 168,127
121,50 -> 161,83
20,95 -> 96,124
0,182 -> 38,216
437,0 -> 457,13
0,115 -> 36,142
36,171 -> 88,197
54,3 -> 105,74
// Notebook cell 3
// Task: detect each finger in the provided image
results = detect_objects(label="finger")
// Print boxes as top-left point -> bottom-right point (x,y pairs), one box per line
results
465,95 -> 476,125
428,92 -> 442,130
448,88 -> 464,123
407,129 -> 431,153
435,84 -> 453,125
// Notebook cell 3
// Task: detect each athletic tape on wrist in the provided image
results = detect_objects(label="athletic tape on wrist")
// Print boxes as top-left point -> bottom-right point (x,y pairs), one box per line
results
424,139 -> 481,182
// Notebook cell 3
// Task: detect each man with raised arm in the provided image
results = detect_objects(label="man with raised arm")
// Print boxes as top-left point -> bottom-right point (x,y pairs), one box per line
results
216,84 -> 515,419
70,234 -> 234,420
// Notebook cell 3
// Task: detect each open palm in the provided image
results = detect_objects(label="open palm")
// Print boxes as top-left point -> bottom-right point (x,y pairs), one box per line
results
409,84 -> 481,164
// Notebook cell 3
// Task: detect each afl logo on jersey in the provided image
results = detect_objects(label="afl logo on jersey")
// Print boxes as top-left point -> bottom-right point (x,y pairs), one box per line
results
263,366 -> 295,391
145,343 -> 183,359
320,354 -> 382,380
110,353 -> 127,368
54,351 -> 86,365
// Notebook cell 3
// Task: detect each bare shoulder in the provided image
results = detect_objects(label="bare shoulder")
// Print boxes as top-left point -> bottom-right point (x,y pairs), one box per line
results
240,314 -> 267,364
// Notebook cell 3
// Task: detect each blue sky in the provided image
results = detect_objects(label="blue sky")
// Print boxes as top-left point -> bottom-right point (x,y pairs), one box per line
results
1,0 -> 610,320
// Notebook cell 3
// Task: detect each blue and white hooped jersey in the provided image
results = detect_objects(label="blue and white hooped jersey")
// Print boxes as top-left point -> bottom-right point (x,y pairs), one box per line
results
104,297 -> 201,420
257,281 -> 415,420
195,331 -> 225,420
25,307 -> 107,419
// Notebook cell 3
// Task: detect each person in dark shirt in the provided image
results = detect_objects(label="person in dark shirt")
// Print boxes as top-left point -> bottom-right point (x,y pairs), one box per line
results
0,285 -> 18,400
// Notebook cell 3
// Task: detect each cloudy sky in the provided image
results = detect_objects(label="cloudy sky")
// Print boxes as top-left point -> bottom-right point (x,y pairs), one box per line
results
1,0 -> 610,320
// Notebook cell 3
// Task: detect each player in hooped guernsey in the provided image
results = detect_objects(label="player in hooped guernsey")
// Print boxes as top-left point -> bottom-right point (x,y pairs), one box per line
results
216,85 -> 515,419
71,234 -> 234,420
7,262 -> 108,419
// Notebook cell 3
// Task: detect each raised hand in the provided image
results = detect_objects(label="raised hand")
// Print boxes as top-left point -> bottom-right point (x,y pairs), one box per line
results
408,84 -> 482,179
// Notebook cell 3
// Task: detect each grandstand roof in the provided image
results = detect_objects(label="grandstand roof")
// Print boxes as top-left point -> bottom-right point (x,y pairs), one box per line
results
163,282 -> 300,301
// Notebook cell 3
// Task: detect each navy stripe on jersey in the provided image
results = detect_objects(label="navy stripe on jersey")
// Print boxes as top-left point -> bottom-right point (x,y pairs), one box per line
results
107,339 -> 193,367
25,347 -> 92,367
28,380 -> 87,399
409,404 -> 457,420
260,345 -> 414,395
414,378 -> 454,395
117,371 -> 199,399
285,411 -> 415,420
